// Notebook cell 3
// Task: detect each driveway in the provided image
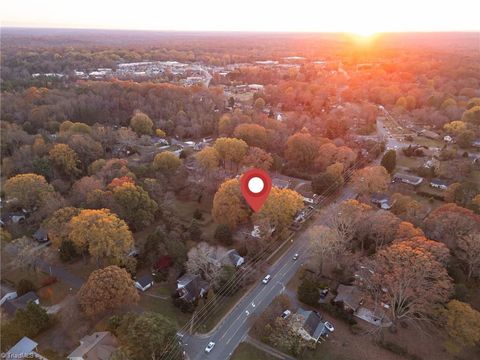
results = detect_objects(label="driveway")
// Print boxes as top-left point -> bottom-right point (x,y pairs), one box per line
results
37,259 -> 84,289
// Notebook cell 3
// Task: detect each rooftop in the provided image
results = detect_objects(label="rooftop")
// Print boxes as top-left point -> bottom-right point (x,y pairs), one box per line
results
67,331 -> 117,360
136,274 -> 154,287
7,337 -> 38,357
2,291 -> 39,316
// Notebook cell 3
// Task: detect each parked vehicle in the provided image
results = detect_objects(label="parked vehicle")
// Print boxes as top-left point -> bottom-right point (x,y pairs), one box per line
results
325,321 -> 335,332
281,310 -> 291,319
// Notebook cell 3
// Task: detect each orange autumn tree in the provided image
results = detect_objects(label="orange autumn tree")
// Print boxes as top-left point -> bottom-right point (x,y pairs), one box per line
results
108,176 -> 135,189
78,265 -> 139,316
424,203 -> 480,249
395,221 -> 424,240
351,165 -> 390,197
394,235 -> 450,266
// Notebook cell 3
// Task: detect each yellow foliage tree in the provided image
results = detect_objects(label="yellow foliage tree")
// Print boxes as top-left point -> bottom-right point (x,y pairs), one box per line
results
68,209 -> 134,263
212,179 -> 249,228
130,111 -> 154,135
155,129 -> 166,137
213,137 -> 248,171
49,143 -> 80,176
4,173 -> 54,211
444,121 -> 467,136
233,123 -> 268,148
253,187 -> 304,231
443,300 -> 480,354
42,207 -> 82,248
153,152 -> 182,175
195,147 -> 220,170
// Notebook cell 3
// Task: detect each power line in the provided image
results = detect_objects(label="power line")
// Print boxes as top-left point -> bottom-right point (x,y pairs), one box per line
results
161,139 -> 386,360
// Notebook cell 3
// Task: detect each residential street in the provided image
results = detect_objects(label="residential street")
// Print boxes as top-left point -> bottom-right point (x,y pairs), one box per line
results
179,186 -> 356,360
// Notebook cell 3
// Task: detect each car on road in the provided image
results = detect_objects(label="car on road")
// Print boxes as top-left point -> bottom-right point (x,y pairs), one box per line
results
293,253 -> 299,260
325,321 -> 335,332
262,274 -> 271,284
205,342 -> 216,353
281,310 -> 291,319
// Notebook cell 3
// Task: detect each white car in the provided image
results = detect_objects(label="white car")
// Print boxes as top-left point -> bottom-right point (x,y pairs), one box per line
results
205,342 -> 216,353
262,274 -> 271,284
281,310 -> 291,319
293,253 -> 299,260
324,321 -> 335,332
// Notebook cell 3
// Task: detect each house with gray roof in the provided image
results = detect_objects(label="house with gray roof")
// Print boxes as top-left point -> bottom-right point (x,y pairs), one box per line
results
221,249 -> 245,268
272,178 -> 290,189
370,193 -> 393,210
392,173 -> 423,186
33,228 -> 49,243
135,274 -> 154,292
295,308 -> 330,342
430,178 -> 448,190
67,331 -> 117,360
176,274 -> 209,303
6,336 -> 47,359
333,284 -> 364,312
1,291 -> 40,316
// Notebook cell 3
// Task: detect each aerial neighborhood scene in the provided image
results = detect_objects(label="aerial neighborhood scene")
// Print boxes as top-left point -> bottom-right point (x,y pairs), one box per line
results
0,1 -> 479,360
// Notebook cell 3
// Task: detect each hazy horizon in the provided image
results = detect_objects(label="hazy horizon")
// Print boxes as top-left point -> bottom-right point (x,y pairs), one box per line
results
2,25 -> 479,34
2,0 -> 479,34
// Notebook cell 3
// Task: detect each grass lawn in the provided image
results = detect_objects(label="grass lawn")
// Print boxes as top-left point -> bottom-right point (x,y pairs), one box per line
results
37,281 -> 72,306
150,282 -> 172,297
412,136 -> 443,148
138,292 -> 191,328
231,342 -> 277,360
395,154 -> 421,170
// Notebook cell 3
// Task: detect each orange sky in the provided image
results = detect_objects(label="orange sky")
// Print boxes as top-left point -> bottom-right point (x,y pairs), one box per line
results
1,0 -> 479,33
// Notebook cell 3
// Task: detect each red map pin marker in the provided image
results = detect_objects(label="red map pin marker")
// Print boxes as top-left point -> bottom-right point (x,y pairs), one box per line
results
240,168 -> 272,212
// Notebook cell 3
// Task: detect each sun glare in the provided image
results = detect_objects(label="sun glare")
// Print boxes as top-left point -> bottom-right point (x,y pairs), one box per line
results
355,29 -> 377,37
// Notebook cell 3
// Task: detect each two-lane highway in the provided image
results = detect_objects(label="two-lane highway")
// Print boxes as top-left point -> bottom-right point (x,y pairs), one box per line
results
180,186 -> 356,360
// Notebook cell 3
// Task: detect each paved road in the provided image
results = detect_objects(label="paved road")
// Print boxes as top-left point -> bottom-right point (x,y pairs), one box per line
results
37,259 -> 84,289
174,107 -> 393,360
179,186 -> 356,360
